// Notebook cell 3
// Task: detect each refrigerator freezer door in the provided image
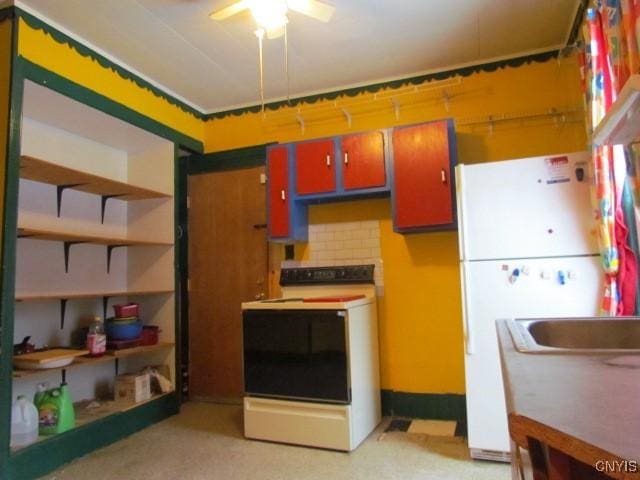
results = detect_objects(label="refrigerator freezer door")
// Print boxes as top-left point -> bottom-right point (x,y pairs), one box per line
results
461,256 -> 601,458
457,152 -> 598,260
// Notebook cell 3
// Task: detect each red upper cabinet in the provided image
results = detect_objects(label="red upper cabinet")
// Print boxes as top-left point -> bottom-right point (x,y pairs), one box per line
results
267,146 -> 290,238
392,120 -> 456,231
295,139 -> 336,195
341,131 -> 386,190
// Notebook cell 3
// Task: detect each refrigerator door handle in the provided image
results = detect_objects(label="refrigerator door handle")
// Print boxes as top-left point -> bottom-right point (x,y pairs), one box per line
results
460,262 -> 475,355
455,165 -> 468,260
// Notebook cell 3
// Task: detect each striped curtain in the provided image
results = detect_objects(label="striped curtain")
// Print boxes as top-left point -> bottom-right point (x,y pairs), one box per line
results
582,3 -> 638,315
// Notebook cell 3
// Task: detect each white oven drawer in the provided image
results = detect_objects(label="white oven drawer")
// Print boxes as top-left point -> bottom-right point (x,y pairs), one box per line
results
244,397 -> 352,451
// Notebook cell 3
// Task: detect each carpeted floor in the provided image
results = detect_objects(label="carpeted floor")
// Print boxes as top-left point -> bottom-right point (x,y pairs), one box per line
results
42,402 -> 510,480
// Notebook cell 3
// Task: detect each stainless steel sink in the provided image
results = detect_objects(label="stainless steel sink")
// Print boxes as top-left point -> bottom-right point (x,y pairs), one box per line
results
506,317 -> 640,353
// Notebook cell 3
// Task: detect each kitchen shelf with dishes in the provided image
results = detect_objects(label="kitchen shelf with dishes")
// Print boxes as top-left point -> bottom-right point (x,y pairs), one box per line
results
5,80 -> 179,469
13,343 -> 175,378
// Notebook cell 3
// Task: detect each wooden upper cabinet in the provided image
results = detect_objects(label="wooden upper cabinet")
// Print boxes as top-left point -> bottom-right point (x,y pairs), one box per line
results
392,120 -> 456,231
295,138 -> 336,195
267,146 -> 290,238
341,131 -> 386,190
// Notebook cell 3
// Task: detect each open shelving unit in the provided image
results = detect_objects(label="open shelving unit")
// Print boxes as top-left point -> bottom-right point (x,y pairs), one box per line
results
592,74 -> 640,146
7,79 -> 179,471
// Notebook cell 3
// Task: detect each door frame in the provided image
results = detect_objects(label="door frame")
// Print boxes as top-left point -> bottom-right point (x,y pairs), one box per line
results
178,144 -> 271,401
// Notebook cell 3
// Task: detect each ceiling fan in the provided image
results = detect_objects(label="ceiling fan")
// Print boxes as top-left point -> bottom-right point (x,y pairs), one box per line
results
209,0 -> 335,38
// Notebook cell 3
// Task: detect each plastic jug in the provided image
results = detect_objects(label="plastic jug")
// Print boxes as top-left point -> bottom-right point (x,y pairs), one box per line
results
38,382 -> 75,435
10,395 -> 39,447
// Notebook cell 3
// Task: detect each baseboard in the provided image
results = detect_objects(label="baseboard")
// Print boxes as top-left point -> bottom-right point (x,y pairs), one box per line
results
381,390 -> 466,422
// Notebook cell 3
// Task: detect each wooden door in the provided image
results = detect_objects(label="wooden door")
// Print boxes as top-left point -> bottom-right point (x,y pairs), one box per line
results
267,146 -> 290,238
295,138 -> 336,195
392,121 -> 453,229
188,166 -> 268,401
341,131 -> 386,190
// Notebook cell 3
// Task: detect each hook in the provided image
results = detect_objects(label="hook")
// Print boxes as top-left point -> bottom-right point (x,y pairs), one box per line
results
295,112 -> 305,135
391,98 -> 400,120
341,108 -> 352,128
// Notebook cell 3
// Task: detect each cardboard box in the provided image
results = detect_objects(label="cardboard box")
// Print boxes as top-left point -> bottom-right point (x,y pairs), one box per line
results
114,373 -> 151,404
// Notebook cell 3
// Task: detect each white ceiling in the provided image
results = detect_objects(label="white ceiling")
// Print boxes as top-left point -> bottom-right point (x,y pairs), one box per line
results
15,0 -> 580,114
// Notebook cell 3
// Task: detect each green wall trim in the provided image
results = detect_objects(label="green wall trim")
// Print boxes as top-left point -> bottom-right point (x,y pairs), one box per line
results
204,50 -> 560,120
0,14 -> 21,478
7,393 -> 179,480
381,390 -> 467,422
15,8 -> 206,121
18,58 -> 203,153
187,144 -> 268,175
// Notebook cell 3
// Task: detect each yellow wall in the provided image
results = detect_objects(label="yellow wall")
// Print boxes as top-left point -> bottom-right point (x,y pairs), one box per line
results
203,56 -> 588,394
16,18 -> 203,144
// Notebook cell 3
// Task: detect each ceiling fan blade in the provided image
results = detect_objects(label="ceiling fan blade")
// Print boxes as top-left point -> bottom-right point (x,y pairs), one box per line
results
287,0 -> 335,22
266,25 -> 286,39
209,1 -> 249,21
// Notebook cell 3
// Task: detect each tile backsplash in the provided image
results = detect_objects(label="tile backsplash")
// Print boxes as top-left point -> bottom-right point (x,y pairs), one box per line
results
282,220 -> 384,295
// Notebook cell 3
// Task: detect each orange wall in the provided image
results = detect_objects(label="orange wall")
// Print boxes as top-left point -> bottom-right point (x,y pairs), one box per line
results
203,56 -> 588,395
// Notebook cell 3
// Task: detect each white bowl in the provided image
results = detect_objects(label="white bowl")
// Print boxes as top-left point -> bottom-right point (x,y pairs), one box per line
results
14,357 -> 75,370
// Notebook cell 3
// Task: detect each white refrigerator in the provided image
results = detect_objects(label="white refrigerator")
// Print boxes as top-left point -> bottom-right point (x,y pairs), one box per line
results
456,152 -> 602,462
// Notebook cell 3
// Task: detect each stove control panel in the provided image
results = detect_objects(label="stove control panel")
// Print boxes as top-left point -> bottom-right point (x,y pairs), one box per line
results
280,264 -> 375,286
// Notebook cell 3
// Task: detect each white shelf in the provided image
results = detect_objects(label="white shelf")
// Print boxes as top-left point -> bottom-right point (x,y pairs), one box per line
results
593,75 -> 640,146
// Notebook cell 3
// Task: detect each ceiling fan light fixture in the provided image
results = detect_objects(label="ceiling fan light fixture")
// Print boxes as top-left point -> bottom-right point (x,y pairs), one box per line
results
247,0 -> 289,31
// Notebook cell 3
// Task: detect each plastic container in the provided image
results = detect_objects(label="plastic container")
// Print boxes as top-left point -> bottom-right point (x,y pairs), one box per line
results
38,383 -> 75,435
106,316 -> 137,325
140,325 -> 160,346
86,316 -> 106,357
113,303 -> 139,318
106,320 -> 143,340
11,395 -> 39,447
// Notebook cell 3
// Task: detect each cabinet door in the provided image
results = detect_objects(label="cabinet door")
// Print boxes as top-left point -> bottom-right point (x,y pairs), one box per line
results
341,131 -> 386,190
392,121 -> 455,230
295,139 -> 336,195
268,146 -> 290,238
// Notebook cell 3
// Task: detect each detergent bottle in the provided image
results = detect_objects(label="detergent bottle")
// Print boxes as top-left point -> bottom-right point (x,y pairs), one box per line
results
38,382 -> 75,435
33,382 -> 49,409
10,395 -> 38,447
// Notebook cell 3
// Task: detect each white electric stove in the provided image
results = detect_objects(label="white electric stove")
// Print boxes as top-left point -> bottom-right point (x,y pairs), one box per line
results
241,264 -> 381,451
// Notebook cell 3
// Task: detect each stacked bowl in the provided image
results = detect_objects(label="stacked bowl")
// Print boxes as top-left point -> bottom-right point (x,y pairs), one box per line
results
106,303 -> 142,340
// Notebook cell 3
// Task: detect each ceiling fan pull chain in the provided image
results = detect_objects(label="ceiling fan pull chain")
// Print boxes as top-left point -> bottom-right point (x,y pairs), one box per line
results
285,22 -> 290,104
256,28 -> 265,115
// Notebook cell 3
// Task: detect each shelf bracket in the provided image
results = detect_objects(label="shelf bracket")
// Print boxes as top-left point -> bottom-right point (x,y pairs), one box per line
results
63,241 -> 87,273
60,298 -> 68,329
56,184 -> 85,217
101,194 -> 126,224
106,244 -> 129,273
102,295 -> 110,320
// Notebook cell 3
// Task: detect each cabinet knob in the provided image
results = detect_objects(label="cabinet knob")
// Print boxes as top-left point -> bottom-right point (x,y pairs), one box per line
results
344,152 -> 349,165
280,189 -> 286,201
441,169 -> 447,184
326,154 -> 331,167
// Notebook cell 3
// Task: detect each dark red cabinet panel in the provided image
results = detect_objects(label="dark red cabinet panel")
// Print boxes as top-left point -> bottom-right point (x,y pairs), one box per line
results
267,146 -> 290,238
392,121 -> 454,230
341,131 -> 386,190
295,139 -> 336,195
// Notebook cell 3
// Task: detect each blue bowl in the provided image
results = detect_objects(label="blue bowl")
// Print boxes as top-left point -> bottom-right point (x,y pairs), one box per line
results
106,320 -> 143,340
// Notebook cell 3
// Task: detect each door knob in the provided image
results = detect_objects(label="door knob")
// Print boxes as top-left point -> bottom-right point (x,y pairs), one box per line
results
255,292 -> 266,300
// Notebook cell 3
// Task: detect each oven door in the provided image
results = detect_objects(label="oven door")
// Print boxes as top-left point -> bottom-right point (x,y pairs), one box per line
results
242,309 -> 350,404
